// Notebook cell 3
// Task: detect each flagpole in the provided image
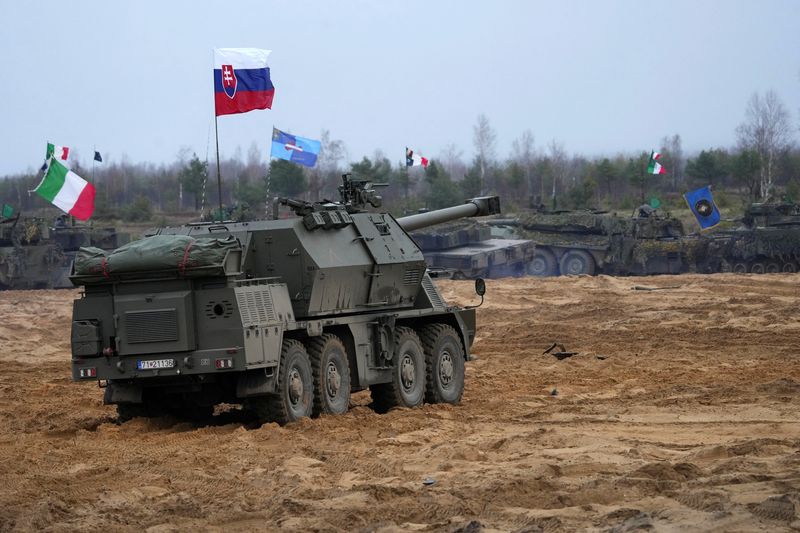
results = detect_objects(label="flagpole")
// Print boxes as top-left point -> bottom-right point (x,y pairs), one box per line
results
214,114 -> 223,222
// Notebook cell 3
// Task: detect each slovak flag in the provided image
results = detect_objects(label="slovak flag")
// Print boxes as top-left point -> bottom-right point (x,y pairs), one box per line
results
406,147 -> 429,168
213,48 -> 275,116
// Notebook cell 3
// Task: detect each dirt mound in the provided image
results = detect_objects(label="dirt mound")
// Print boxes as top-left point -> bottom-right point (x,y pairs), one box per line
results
1,273 -> 800,531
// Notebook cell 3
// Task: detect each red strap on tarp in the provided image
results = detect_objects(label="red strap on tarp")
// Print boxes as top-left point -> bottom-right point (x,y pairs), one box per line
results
178,240 -> 194,275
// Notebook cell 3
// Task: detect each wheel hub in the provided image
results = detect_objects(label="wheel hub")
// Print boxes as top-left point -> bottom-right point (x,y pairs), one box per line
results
326,361 -> 341,398
288,368 -> 303,405
439,351 -> 453,386
400,354 -> 415,391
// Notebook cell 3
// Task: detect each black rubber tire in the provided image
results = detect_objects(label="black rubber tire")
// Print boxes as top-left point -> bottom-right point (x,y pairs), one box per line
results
420,324 -> 465,404
528,249 -> 558,276
732,262 -> 748,274
308,334 -> 351,417
750,262 -> 766,275
248,339 -> 313,425
370,327 -> 425,413
782,262 -> 797,273
765,262 -> 781,274
559,249 -> 596,276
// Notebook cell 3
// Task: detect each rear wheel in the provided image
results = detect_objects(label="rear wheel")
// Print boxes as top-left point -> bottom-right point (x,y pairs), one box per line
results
308,334 -> 351,416
248,339 -> 313,425
421,324 -> 465,404
370,327 -> 425,413
559,249 -> 596,276
782,261 -> 797,273
527,249 -> 558,276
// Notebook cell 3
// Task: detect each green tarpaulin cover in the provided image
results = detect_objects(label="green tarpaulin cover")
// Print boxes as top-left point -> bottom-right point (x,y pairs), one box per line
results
73,234 -> 240,281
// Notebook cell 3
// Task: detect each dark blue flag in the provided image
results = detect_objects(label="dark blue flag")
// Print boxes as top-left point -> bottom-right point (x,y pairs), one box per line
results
94,151 -> 103,162
271,128 -> 321,167
684,185 -> 720,230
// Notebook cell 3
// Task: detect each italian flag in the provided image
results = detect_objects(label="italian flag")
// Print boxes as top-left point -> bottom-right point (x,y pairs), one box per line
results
34,158 -> 96,220
46,143 -> 70,161
647,151 -> 666,175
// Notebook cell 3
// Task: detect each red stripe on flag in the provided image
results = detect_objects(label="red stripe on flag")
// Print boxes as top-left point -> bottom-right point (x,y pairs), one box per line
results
62,147 -> 69,160
215,89 -> 275,116
69,183 -> 96,221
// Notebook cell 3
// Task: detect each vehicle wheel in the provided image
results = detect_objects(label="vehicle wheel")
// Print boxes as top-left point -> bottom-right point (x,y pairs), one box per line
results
732,262 -> 748,274
527,249 -> 558,276
248,339 -> 313,425
750,262 -> 766,274
765,261 -> 781,274
420,324 -> 465,404
559,249 -> 596,276
308,334 -> 351,416
370,327 -> 425,413
782,261 -> 797,273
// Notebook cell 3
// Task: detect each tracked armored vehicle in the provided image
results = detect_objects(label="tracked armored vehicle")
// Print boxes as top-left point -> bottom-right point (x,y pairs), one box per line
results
70,176 -> 497,423
715,202 -> 800,273
493,207 -> 713,276
410,220 -> 536,279
0,214 -> 70,290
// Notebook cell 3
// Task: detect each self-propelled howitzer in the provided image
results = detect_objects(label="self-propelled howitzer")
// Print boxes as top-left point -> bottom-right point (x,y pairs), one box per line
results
70,177 -> 499,423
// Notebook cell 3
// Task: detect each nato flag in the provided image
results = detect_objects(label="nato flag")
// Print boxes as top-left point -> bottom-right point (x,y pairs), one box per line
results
94,151 -> 103,163
684,185 -> 721,230
270,128 -> 321,167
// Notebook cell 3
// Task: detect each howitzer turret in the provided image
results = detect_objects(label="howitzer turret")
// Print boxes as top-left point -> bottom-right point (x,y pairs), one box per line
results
69,175 -> 497,426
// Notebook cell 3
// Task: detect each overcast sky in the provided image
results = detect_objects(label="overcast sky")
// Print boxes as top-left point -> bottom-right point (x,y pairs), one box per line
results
2,0 -> 798,176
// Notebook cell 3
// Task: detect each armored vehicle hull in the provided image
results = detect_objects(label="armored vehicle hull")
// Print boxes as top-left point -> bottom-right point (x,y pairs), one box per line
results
714,203 -> 800,274
494,208 -> 712,277
411,221 -> 536,279
70,180 -> 498,424
0,215 -> 71,290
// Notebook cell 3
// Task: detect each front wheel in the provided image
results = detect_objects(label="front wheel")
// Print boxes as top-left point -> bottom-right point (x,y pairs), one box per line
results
421,324 -> 465,404
527,249 -> 558,276
370,327 -> 425,413
559,249 -> 596,276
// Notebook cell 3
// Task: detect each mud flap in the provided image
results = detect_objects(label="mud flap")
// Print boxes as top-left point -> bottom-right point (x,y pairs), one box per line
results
236,368 -> 277,398
103,382 -> 143,405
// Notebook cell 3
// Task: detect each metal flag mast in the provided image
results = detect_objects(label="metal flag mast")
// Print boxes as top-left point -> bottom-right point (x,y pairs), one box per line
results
214,114 -> 223,222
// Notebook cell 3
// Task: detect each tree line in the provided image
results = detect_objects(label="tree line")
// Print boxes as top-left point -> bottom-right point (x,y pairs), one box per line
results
1,90 -> 798,222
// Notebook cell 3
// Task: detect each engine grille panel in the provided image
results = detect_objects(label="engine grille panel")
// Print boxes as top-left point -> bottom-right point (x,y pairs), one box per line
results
125,309 -> 179,344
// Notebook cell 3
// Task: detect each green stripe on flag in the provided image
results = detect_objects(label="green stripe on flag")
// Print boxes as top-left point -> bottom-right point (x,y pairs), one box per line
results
35,159 -> 69,202
46,143 -> 55,159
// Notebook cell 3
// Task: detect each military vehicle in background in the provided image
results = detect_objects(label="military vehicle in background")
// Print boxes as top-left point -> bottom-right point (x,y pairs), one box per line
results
410,220 -> 536,279
70,176 -> 497,424
713,202 -> 800,273
0,213 -> 71,290
491,206 -> 717,276
50,214 -> 131,255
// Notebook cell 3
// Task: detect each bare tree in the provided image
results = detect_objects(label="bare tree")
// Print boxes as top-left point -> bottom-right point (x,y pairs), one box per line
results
314,129 -> 347,200
511,129 -> 535,196
438,142 -> 466,182
548,140 -> 567,207
660,133 -> 684,191
736,90 -> 793,200
472,114 -> 496,193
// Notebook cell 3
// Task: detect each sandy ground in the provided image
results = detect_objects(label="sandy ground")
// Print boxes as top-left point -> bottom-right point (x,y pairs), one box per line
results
0,274 -> 799,532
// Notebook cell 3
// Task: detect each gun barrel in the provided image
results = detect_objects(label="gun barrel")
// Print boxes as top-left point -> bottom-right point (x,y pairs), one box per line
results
397,196 -> 500,232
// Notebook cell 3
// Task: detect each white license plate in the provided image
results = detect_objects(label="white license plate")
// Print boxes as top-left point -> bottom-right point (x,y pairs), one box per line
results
137,359 -> 176,370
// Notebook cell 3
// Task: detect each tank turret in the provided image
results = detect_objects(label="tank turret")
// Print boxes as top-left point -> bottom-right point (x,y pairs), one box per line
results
69,175 -> 497,426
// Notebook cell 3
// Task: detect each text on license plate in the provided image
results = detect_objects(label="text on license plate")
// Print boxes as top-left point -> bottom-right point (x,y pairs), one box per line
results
137,359 -> 176,370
